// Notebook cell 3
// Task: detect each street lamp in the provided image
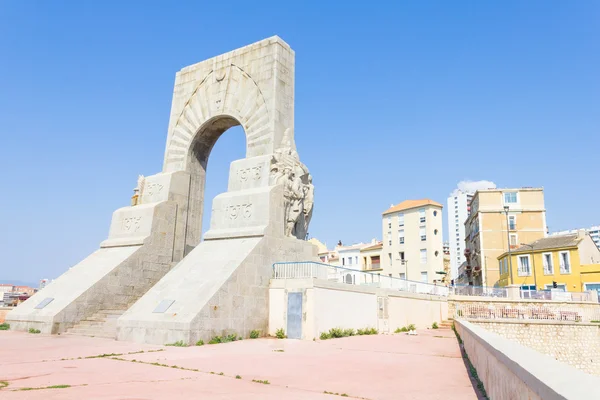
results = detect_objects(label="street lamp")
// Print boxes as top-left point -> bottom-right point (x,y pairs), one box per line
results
503,206 -> 514,285
520,243 -> 538,290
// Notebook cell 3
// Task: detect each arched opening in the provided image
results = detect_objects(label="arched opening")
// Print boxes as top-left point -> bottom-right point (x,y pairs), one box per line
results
183,115 -> 247,255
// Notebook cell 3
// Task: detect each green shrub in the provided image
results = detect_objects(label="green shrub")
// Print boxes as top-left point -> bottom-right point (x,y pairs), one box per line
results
208,336 -> 222,344
0,323 -> 9,331
395,327 -> 408,333
432,322 -> 439,329
320,331 -> 331,340
196,340 -> 204,346
235,375 -> 242,379
28,328 -> 41,334
407,324 -> 416,331
165,340 -> 187,347
356,328 -> 365,335
343,328 -> 355,337
275,328 -> 286,339
250,330 -> 260,339
225,333 -> 238,342
328,327 -> 344,338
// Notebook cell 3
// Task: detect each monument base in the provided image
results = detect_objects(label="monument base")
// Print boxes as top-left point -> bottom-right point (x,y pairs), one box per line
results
117,234 -> 316,345
6,201 -> 179,334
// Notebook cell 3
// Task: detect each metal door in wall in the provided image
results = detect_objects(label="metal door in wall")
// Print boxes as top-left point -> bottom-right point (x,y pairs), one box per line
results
287,292 -> 303,339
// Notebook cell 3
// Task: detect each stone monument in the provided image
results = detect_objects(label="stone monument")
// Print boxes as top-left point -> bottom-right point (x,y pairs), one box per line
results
7,36 -> 317,344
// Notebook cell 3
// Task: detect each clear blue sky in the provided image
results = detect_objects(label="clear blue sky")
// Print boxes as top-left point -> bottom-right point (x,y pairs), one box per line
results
1,1 -> 598,283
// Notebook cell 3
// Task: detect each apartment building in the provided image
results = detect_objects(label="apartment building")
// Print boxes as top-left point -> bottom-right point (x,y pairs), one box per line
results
464,188 -> 547,287
446,190 -> 474,281
381,199 -> 444,283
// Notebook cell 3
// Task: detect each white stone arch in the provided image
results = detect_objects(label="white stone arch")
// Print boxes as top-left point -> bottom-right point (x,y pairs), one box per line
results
158,37 -> 297,253
163,64 -> 272,173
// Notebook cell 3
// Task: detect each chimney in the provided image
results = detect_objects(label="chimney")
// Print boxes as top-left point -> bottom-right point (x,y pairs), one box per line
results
577,229 -> 587,239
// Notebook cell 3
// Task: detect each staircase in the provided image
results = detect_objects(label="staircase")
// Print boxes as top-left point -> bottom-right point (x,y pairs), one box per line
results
440,320 -> 453,329
66,309 -> 125,339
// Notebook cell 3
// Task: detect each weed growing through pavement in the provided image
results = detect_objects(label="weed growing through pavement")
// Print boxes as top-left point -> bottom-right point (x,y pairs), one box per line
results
165,340 -> 188,347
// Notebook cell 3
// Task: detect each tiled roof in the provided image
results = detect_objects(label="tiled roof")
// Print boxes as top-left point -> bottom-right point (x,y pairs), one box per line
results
383,199 -> 443,215
361,242 -> 383,251
512,234 -> 582,253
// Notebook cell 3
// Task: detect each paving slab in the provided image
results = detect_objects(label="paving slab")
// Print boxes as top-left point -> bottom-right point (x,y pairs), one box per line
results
0,329 -> 480,399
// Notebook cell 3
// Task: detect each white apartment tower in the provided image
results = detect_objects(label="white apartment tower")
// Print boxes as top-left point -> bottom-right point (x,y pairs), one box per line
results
447,190 -> 473,281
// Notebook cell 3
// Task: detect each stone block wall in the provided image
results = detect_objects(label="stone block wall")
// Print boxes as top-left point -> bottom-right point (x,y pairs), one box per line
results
455,320 -> 600,399
469,320 -> 600,376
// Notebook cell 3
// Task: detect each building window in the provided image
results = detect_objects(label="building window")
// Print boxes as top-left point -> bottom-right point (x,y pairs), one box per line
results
420,272 -> 428,283
355,256 -> 358,265
399,273 -> 406,280
434,229 -> 438,235
342,258 -> 345,266
419,208 -> 426,223
433,210 -> 437,216
398,213 -> 404,226
348,257 -> 353,265
399,251 -> 405,260
388,253 -> 392,265
420,249 -> 427,264
518,255 -> 531,276
504,192 -> 518,204
499,260 -> 503,275
389,240 -> 392,246
509,234 -> 518,247
435,250 -> 439,257
388,216 -> 391,229
508,215 -> 516,230
559,251 -> 571,274
543,253 -> 553,275
420,227 -> 426,241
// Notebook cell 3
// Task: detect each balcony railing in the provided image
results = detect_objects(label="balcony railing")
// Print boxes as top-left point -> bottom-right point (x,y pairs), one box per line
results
272,262 -> 449,297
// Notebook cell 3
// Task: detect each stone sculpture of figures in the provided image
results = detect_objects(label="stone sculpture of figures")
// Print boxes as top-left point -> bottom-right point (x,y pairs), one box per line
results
270,139 -> 314,240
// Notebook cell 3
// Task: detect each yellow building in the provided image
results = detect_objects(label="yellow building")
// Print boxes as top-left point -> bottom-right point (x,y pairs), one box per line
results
497,231 -> 600,294
464,188 -> 547,287
361,242 -> 383,272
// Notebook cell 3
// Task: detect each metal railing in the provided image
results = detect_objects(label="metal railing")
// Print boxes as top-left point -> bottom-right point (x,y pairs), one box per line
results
453,285 -> 508,298
455,302 -> 600,323
520,289 -> 592,302
272,261 -> 450,297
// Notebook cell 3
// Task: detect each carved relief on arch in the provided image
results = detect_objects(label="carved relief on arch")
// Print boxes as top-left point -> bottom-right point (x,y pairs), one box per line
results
163,65 -> 272,173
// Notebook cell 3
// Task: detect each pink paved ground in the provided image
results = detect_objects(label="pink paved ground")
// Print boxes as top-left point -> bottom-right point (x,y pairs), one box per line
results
0,328 -> 481,399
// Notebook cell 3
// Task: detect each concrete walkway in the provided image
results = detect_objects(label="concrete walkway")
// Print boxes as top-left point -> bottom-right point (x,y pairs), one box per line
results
0,328 -> 480,399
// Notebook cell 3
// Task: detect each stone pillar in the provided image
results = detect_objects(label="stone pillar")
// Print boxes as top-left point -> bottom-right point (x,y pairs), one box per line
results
506,284 -> 521,300
589,290 -> 599,303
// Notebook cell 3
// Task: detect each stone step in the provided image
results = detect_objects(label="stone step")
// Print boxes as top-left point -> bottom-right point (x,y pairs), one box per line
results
66,328 -> 116,339
74,320 -> 117,328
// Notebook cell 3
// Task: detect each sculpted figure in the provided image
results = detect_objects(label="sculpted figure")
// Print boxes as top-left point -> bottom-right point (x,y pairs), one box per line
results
269,127 -> 315,239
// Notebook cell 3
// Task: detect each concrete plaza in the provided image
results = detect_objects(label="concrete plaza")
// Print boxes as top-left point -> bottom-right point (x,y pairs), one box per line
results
0,328 -> 480,399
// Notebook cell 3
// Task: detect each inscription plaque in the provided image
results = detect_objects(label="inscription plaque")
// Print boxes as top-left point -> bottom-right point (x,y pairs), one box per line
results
153,299 -> 175,313
34,298 -> 54,309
